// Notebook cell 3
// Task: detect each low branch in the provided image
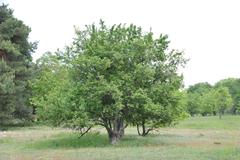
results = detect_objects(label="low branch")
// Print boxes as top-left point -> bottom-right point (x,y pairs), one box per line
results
108,120 -> 112,130
145,128 -> 153,136
78,127 -> 92,138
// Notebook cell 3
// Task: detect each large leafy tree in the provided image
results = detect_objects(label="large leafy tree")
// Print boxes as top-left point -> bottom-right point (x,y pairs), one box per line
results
70,21 -> 186,143
0,4 -> 36,121
32,21 -> 187,144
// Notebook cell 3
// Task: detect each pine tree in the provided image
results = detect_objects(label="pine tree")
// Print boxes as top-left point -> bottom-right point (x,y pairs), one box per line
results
0,4 -> 36,122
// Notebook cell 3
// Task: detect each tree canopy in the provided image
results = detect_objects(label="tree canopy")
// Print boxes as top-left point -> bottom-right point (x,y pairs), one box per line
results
31,21 -> 187,144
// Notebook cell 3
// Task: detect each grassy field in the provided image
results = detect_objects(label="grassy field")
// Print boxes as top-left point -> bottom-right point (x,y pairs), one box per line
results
0,115 -> 240,160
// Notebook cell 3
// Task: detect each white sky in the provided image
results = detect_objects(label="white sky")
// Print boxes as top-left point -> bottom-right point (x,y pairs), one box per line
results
3,0 -> 240,87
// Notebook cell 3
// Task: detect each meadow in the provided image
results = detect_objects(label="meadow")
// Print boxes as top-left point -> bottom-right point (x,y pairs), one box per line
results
0,115 -> 240,160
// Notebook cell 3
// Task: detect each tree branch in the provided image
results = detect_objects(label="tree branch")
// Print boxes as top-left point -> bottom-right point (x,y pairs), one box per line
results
78,127 -> 92,138
145,128 -> 153,136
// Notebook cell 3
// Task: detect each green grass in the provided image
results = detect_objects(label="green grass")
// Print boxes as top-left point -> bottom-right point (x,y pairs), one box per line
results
176,115 -> 240,130
1,115 -> 240,160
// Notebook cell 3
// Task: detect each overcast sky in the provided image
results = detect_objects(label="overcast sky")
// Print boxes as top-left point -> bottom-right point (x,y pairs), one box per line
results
4,0 -> 240,87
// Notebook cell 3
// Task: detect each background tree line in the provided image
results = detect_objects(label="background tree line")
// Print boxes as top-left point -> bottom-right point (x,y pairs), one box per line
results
186,79 -> 240,118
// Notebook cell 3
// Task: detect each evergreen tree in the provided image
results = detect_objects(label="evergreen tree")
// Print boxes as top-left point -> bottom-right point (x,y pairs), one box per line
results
0,4 -> 36,121
0,60 -> 15,120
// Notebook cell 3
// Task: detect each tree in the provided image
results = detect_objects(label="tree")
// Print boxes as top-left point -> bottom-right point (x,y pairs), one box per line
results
200,89 -> 218,116
186,82 -> 233,118
186,82 -> 212,116
187,82 -> 212,94
214,87 -> 233,119
32,21 -> 187,144
215,78 -> 240,114
0,4 -> 36,121
69,21 -> 186,143
186,92 -> 203,116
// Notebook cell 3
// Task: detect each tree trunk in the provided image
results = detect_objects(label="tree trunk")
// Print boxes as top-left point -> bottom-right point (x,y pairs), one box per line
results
213,111 -> 216,116
105,117 -> 125,144
219,113 -> 222,119
137,120 -> 152,136
118,118 -> 125,138
219,111 -> 222,119
108,131 -> 119,144
232,107 -> 237,115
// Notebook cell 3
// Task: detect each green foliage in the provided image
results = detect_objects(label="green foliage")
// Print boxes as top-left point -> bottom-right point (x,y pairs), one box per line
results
200,89 -> 218,115
0,60 -> 15,119
186,93 -> 202,116
215,78 -> 240,114
30,52 -> 92,129
0,4 -> 13,24
214,87 -> 233,118
71,21 -> 186,139
0,60 -> 14,94
187,82 -> 212,95
186,82 -> 233,117
186,82 -> 213,116
0,4 -> 36,121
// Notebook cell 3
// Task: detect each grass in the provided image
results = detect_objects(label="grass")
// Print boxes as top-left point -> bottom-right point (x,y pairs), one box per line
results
1,115 -> 240,160
176,115 -> 240,130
